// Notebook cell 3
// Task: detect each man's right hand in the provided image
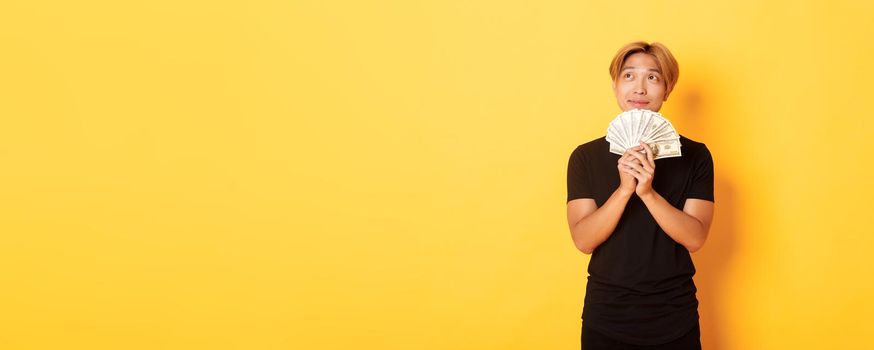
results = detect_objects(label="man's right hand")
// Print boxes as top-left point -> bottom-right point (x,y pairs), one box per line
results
618,148 -> 643,195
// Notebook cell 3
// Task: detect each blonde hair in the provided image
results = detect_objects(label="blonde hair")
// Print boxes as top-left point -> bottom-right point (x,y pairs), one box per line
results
609,41 -> 679,99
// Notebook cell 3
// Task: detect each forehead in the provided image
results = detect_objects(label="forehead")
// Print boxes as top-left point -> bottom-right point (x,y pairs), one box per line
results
621,53 -> 661,72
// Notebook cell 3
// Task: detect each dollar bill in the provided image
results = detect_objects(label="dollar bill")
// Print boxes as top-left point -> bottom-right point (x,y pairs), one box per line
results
605,108 -> 682,160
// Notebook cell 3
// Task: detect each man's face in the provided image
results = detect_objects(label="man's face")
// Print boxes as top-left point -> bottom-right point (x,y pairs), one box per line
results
612,52 -> 667,112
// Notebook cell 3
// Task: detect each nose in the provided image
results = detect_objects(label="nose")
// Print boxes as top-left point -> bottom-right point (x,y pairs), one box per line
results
634,79 -> 646,95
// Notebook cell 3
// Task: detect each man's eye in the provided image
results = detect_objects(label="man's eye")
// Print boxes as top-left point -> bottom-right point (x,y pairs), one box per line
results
624,73 -> 632,79
648,75 -> 658,81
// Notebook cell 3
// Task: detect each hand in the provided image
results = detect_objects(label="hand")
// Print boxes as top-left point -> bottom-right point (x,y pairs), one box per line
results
617,148 -> 639,196
619,141 -> 657,197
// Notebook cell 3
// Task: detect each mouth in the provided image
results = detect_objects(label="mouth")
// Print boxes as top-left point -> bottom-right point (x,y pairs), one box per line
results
628,100 -> 649,107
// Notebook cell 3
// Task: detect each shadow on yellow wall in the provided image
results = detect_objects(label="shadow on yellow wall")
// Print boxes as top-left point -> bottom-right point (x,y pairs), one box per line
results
674,69 -> 739,350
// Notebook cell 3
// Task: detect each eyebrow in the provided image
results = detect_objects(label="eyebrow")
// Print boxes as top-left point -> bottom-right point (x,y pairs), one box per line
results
621,66 -> 662,73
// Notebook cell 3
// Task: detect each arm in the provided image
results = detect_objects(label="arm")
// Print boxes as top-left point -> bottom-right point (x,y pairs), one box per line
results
567,188 -> 634,254
621,142 -> 716,253
639,193 -> 714,252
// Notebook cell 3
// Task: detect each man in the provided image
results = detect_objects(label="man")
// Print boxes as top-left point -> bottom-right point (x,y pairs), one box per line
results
566,41 -> 715,349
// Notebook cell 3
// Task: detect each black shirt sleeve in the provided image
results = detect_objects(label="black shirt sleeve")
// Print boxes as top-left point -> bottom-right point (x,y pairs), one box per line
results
567,146 -> 594,202
686,145 -> 715,202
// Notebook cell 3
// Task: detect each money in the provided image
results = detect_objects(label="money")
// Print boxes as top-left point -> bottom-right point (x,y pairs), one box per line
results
606,109 -> 682,159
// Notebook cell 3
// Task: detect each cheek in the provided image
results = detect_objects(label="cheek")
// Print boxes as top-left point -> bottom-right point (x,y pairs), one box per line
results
615,84 -> 633,96
651,84 -> 666,98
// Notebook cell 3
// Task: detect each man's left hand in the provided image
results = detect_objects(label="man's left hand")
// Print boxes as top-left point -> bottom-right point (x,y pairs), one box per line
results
618,141 -> 657,197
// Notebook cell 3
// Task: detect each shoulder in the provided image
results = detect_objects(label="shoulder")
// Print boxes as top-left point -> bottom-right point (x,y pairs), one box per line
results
571,136 -> 608,157
679,134 -> 712,160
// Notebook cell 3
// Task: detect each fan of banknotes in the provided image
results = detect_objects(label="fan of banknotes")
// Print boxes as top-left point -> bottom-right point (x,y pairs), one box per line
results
606,109 -> 682,159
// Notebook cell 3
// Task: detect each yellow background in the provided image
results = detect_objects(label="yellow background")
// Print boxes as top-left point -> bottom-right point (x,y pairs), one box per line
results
1,0 -> 872,349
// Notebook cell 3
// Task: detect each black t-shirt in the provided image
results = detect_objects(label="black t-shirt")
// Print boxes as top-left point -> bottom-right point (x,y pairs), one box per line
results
566,134 -> 714,346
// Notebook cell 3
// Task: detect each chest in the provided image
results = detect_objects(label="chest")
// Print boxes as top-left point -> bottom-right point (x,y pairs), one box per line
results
586,153 -> 695,209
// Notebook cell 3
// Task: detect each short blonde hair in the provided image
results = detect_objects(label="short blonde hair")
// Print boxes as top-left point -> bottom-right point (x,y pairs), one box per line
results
609,41 -> 679,99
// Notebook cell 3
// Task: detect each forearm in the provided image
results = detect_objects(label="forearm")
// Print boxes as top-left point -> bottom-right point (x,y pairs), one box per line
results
639,191 -> 706,252
571,188 -> 633,254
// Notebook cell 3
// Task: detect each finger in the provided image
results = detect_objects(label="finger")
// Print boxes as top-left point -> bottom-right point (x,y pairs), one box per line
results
640,142 -> 655,168
622,159 -> 645,173
624,159 -> 653,180
621,166 -> 643,181
619,165 -> 636,176
622,150 -> 646,168
620,160 -> 647,179
625,147 -> 645,161
620,153 -> 638,164
617,161 -> 639,172
625,150 -> 654,174
619,159 -> 641,170
620,157 -> 641,167
624,146 -> 643,155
